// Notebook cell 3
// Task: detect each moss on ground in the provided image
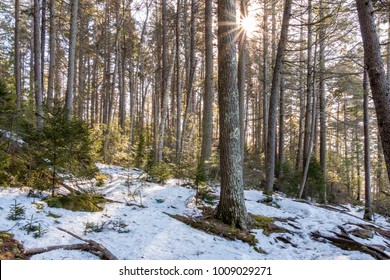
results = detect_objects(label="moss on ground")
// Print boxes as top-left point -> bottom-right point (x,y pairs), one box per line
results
250,214 -> 290,236
45,194 -> 106,212
0,232 -> 26,260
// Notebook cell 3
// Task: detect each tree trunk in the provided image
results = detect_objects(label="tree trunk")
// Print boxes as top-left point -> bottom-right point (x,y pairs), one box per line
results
181,0 -> 197,157
175,0 -> 182,162
356,0 -> 390,187
216,0 -> 249,229
363,70 -> 373,220
41,0 -> 46,94
265,0 -> 292,195
15,0 -> 21,110
47,0 -> 56,108
156,0 -> 168,164
200,0 -> 214,168
238,0 -> 248,163
303,0 -> 313,169
296,20 -> 305,171
319,0 -> 327,203
66,0 -> 79,120
277,76 -> 285,178
34,0 -> 43,129
263,1 -> 269,155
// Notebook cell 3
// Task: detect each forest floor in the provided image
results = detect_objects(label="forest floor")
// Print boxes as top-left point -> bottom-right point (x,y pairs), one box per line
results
0,163 -> 390,260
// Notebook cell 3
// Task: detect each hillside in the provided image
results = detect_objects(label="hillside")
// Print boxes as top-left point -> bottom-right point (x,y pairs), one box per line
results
0,164 -> 389,260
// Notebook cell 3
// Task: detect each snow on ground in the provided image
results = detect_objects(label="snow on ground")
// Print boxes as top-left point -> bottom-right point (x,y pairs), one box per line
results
0,164 -> 389,260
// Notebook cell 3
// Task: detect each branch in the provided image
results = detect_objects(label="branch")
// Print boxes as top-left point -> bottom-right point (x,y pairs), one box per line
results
57,227 -> 118,260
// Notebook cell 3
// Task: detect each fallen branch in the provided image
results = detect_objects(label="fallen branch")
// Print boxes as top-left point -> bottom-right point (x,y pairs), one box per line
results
311,228 -> 390,260
24,243 -> 90,256
24,228 -> 119,260
347,223 -> 390,241
57,227 -> 118,260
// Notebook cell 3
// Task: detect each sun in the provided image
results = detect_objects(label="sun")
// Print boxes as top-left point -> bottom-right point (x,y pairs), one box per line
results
240,16 -> 256,36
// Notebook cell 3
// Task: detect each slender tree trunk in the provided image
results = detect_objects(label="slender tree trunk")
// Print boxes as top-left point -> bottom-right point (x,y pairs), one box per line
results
34,0 -> 43,129
238,0 -> 248,162
41,0 -> 46,94
356,0 -> 390,186
319,0 -> 327,203
66,0 -> 79,120
15,0 -> 21,110
265,0 -> 292,195
181,0 -> 197,156
200,0 -> 214,168
263,1 -> 269,155
47,0 -> 56,108
296,20 -> 305,171
303,0 -> 313,169
216,0 -> 249,230
363,70 -> 373,220
277,76 -> 285,178
156,0 -> 168,163
175,0 -> 182,162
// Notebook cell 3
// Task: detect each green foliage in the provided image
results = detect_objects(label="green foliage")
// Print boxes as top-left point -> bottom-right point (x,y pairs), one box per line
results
95,173 -> 109,187
147,162 -> 174,184
110,219 -> 130,233
47,211 -> 62,219
195,161 -> 208,187
306,158 -> 326,202
0,77 -> 16,125
133,132 -> 147,169
275,160 -> 301,197
7,200 -> 25,221
0,147 -> 11,187
22,215 -> 47,238
84,221 -> 107,234
21,108 -> 98,193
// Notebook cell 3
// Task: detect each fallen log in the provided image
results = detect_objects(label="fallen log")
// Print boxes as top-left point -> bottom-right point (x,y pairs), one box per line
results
347,223 -> 390,240
311,228 -> 390,260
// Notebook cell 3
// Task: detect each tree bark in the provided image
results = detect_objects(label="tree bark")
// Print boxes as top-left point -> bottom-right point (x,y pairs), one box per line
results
356,0 -> 390,187
263,1 -> 269,155
238,0 -> 248,163
319,0 -> 327,203
66,0 -> 79,120
47,0 -> 56,108
41,0 -> 46,94
216,0 -> 249,229
34,0 -> 43,128
200,0 -> 214,168
175,0 -> 182,162
265,0 -> 292,195
303,0 -> 313,169
15,0 -> 21,110
363,69 -> 373,220
277,76 -> 285,178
